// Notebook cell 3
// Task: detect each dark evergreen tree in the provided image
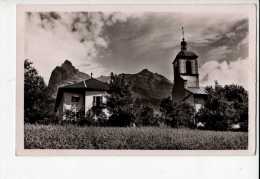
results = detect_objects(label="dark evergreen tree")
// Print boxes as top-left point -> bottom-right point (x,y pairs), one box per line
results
24,59 -> 53,123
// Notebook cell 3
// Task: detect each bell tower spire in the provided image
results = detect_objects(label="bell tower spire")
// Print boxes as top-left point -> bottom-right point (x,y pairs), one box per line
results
182,26 -> 185,40
181,26 -> 187,51
171,27 -> 202,103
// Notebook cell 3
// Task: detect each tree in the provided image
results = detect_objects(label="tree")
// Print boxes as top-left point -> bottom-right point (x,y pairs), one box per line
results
196,83 -> 248,131
107,73 -> 135,126
134,105 -> 155,126
24,59 -> 52,123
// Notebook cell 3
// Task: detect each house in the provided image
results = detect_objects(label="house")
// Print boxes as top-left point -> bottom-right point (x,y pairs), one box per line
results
54,78 -> 110,121
171,28 -> 207,112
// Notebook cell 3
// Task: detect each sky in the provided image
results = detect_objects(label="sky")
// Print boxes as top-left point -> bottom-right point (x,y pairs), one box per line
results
24,8 -> 250,89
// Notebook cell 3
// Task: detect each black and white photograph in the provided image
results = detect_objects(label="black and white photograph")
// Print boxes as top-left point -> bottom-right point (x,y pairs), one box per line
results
16,4 -> 256,153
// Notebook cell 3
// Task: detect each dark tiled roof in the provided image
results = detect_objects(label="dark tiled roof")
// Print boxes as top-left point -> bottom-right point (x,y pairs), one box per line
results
61,81 -> 85,89
84,78 -> 109,91
185,87 -> 207,95
176,51 -> 198,59
62,78 -> 109,91
173,50 -> 198,64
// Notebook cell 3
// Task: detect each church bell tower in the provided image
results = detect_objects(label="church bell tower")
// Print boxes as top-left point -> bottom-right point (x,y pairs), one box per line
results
172,27 -> 199,101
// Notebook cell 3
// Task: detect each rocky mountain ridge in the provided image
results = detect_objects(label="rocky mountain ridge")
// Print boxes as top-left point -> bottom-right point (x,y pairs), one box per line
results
48,60 -> 173,107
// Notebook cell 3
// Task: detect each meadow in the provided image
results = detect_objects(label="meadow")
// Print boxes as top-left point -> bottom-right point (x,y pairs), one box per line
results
24,124 -> 248,150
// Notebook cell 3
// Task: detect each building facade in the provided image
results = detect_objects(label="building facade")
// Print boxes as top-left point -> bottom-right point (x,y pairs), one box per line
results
54,78 -> 110,121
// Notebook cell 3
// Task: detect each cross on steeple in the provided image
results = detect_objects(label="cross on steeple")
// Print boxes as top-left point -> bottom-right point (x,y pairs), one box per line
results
91,72 -> 93,79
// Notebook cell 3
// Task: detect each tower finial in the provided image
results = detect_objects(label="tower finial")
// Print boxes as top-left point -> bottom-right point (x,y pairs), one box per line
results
181,26 -> 187,51
181,26 -> 185,40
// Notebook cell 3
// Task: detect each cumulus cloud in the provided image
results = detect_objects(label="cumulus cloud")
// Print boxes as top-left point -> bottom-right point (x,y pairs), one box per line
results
24,10 -> 249,87
25,12 -> 143,83
199,58 -> 250,90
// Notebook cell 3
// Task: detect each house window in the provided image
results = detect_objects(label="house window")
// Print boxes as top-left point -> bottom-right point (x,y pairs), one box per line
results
93,96 -> 102,107
186,61 -> 192,75
71,96 -> 80,103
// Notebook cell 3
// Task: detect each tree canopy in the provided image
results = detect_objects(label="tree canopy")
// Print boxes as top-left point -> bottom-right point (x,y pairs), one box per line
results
196,83 -> 248,131
24,59 -> 53,123
106,73 -> 135,126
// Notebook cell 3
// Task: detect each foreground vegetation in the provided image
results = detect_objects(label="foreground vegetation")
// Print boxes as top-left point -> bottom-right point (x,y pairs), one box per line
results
24,124 -> 248,150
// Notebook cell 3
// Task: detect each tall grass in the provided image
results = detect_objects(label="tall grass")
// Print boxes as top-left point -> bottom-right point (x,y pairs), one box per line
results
24,124 -> 248,150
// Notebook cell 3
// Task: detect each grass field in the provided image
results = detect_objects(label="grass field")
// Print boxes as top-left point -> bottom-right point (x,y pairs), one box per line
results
24,124 -> 248,150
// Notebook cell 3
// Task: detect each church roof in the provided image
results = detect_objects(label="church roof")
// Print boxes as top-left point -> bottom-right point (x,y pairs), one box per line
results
185,87 -> 207,95
175,50 -> 198,60
172,34 -> 198,64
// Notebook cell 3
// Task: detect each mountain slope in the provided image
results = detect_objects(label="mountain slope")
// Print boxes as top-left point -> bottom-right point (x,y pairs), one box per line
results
119,69 -> 173,108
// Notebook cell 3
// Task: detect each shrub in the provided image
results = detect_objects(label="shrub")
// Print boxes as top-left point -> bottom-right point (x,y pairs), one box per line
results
61,107 -> 110,126
63,108 -> 84,121
159,96 -> 173,120
108,109 -> 135,127
134,105 -> 155,126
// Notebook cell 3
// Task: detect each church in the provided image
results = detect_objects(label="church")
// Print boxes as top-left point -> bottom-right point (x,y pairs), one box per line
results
172,28 -> 207,112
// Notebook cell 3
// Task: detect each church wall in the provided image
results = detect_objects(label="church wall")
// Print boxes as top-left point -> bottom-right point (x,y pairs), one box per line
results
180,75 -> 199,88
172,77 -> 186,102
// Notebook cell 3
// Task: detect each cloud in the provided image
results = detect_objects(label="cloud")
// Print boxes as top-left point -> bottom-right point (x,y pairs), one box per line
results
25,12 -> 141,83
203,46 -> 231,62
199,58 -> 250,90
194,19 -> 248,65
24,10 -> 249,87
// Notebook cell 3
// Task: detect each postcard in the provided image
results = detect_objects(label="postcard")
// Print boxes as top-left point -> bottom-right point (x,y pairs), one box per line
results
16,4 -> 257,155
